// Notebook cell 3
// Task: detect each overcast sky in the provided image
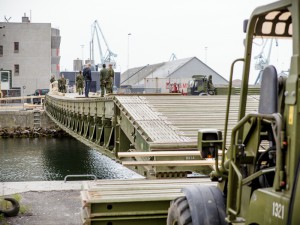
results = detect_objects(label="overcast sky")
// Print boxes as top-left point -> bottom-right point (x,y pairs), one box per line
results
1,0 -> 277,80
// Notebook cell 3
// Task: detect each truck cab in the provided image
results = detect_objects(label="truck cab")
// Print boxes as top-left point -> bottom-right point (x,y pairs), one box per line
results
187,75 -> 215,95
167,0 -> 300,224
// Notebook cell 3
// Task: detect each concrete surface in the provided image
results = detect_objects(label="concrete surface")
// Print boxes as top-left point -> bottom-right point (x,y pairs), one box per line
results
0,110 -> 56,128
0,181 -> 83,196
0,181 -> 83,225
3,191 -> 82,225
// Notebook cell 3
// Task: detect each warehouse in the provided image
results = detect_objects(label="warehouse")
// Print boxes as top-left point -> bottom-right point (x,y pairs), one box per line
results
120,57 -> 228,93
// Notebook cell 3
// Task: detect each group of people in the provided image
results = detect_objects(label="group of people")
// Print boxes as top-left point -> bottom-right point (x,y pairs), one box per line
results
81,63 -> 115,98
50,63 -> 114,97
50,74 -> 67,93
100,63 -> 115,97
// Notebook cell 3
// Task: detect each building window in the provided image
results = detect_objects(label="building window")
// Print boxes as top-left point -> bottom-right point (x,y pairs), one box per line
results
14,42 -> 19,53
0,45 -> 3,56
14,64 -> 19,75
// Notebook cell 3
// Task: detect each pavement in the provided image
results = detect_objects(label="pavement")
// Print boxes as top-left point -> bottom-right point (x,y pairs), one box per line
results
0,181 -> 82,196
0,181 -> 84,225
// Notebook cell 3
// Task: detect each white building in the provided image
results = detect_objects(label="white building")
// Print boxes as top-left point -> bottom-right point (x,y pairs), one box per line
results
121,57 -> 228,93
0,15 -> 60,96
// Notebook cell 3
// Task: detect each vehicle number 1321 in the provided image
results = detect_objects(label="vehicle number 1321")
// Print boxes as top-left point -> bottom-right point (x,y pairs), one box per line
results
272,202 -> 284,220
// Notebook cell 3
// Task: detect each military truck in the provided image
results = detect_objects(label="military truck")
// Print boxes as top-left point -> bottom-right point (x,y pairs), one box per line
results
187,75 -> 216,95
167,0 -> 300,224
187,75 -> 261,96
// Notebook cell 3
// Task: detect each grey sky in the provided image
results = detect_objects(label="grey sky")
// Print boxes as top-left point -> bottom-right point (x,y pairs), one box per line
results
1,0 -> 276,80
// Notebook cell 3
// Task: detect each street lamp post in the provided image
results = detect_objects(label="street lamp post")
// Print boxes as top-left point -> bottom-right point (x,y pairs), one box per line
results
127,33 -> 131,80
80,45 -> 84,67
205,46 -> 208,64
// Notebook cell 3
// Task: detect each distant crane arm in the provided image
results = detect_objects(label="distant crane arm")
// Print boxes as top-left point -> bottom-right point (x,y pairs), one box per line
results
90,20 -> 117,67
254,38 -> 274,84
95,21 -> 117,59
95,26 -> 104,64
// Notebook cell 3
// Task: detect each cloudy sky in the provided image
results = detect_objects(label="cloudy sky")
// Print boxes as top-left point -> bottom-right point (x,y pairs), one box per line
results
1,0 -> 279,81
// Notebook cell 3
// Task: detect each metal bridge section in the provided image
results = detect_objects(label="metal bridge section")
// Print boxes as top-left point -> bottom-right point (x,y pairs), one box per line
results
45,94 -> 259,178
80,178 -> 214,224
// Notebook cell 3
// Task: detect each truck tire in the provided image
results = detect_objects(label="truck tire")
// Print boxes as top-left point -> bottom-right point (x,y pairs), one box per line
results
208,90 -> 215,95
167,196 -> 192,225
167,186 -> 227,225
0,198 -> 20,217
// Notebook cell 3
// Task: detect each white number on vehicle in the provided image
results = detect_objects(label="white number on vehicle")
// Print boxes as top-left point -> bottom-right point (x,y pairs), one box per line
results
272,202 -> 284,219
185,156 -> 195,160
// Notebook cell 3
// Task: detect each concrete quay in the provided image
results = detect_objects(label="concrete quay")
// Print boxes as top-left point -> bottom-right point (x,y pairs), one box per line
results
0,181 -> 84,225
0,181 -> 83,196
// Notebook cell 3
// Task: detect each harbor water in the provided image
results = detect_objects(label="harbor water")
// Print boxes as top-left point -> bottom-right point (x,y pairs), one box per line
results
0,137 -> 141,182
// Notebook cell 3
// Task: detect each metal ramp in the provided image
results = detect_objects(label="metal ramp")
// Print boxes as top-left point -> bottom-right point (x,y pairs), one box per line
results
115,96 -> 191,143
114,95 -> 259,177
115,95 -> 259,144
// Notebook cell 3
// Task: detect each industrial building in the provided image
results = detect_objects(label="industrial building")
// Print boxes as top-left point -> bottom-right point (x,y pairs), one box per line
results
120,57 -> 228,93
0,14 -> 60,96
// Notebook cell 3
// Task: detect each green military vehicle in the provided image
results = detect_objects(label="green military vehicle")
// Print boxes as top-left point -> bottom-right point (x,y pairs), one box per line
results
167,0 -> 300,224
187,75 -> 260,96
27,88 -> 49,104
187,75 -> 216,95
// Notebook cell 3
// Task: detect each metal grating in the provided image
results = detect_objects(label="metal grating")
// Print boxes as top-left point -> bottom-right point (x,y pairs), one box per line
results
115,95 -> 260,145
138,121 -> 191,143
115,96 -> 192,143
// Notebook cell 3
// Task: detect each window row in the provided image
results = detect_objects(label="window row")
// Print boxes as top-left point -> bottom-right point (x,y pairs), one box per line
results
0,42 -> 20,56
0,62 -> 19,75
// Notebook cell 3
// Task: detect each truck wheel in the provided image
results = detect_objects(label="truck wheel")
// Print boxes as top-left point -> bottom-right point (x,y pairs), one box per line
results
0,198 -> 20,217
167,196 -> 192,225
167,186 -> 227,225
208,90 -> 215,95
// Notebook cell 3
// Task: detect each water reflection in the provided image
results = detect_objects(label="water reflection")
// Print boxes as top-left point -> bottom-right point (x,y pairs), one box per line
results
0,137 -> 141,182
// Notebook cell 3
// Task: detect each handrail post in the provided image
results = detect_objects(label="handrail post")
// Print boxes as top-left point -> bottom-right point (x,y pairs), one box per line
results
64,174 -> 97,183
220,58 -> 244,175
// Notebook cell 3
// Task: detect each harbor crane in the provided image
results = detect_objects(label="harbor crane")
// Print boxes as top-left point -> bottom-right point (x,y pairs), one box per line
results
90,20 -> 117,69
168,53 -> 177,61
253,38 -> 275,85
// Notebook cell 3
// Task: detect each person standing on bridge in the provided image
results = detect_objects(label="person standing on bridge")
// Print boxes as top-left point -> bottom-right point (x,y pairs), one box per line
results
100,64 -> 108,97
106,64 -> 115,94
61,74 -> 67,93
76,70 -> 84,95
58,76 -> 62,92
83,64 -> 92,97
58,74 -> 66,93
50,75 -> 55,83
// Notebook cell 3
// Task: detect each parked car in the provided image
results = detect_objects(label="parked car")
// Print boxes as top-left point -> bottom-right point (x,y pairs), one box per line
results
27,89 -> 49,104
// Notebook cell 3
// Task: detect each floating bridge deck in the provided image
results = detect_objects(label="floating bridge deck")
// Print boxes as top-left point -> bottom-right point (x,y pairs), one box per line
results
45,94 -> 259,178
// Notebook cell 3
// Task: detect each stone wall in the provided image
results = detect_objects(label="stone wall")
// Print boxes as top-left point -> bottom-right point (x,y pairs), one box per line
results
0,110 -> 68,138
0,110 -> 55,128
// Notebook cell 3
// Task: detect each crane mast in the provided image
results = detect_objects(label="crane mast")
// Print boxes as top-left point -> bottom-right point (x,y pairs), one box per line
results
90,20 -> 117,69
253,38 -> 274,85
